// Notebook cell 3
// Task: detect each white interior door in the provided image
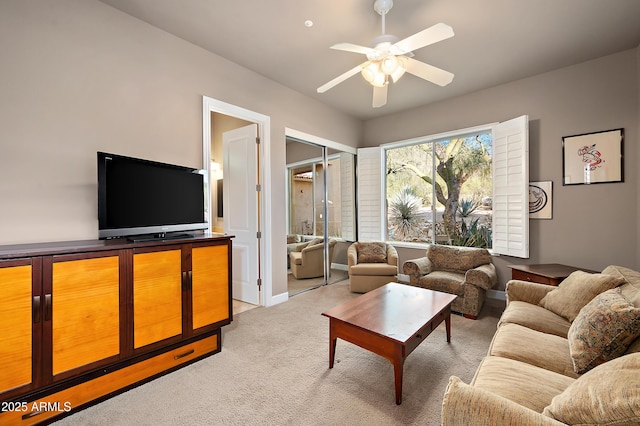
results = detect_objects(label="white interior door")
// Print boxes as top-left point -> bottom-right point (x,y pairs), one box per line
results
223,124 -> 259,305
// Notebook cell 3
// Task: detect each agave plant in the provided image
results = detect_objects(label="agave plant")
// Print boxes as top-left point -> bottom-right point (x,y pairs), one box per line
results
388,186 -> 425,241
450,217 -> 492,248
458,198 -> 480,218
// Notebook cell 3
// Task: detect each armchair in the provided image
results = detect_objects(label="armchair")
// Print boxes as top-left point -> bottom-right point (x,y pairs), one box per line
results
348,242 -> 398,293
403,245 -> 497,319
289,239 -> 336,279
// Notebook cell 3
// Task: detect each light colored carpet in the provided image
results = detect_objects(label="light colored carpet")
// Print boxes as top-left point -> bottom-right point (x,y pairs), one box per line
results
287,268 -> 349,295
54,282 -> 502,426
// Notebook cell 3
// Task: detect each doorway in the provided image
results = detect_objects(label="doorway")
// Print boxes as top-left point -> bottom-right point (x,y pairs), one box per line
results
203,96 -> 271,308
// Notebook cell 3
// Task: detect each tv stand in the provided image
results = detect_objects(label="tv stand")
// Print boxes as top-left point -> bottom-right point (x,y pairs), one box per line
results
0,234 -> 232,424
128,231 -> 194,243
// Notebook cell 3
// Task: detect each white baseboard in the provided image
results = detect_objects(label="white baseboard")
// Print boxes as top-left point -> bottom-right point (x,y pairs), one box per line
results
397,273 -> 410,283
487,289 -> 506,301
268,292 -> 289,307
332,263 -> 348,271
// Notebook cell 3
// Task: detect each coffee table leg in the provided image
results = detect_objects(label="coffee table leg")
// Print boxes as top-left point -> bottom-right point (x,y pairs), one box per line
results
445,310 -> 452,343
393,357 -> 404,405
329,322 -> 337,369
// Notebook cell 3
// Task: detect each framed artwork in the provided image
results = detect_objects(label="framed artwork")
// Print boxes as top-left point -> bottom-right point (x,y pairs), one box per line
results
562,128 -> 624,185
529,181 -> 552,219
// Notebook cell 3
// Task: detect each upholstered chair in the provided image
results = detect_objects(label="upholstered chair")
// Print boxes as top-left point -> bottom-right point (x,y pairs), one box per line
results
403,245 -> 497,319
348,242 -> 398,293
289,239 -> 336,279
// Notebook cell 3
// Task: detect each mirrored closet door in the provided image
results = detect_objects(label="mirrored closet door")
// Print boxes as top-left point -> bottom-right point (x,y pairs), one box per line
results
286,137 -> 356,296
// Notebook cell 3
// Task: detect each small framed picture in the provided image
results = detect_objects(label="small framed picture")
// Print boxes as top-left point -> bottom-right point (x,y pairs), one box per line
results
562,128 -> 624,185
529,181 -> 552,219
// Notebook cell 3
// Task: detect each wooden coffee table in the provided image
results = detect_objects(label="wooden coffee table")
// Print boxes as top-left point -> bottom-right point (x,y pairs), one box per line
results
321,282 -> 457,404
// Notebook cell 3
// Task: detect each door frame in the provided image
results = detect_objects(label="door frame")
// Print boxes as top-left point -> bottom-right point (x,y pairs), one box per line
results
203,96 -> 273,307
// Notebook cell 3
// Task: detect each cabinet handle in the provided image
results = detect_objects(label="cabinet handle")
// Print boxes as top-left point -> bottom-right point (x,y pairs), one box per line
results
174,349 -> 195,360
44,294 -> 52,321
182,271 -> 193,290
33,295 -> 41,323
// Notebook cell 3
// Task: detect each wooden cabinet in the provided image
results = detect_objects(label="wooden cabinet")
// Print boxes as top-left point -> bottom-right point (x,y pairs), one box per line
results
190,243 -> 230,331
133,248 -> 183,349
0,235 -> 232,424
0,259 -> 35,398
50,253 -> 122,379
510,263 -> 597,286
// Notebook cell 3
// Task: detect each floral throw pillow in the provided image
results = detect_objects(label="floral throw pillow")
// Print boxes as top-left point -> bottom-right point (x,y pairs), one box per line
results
567,288 -> 640,374
357,242 -> 387,264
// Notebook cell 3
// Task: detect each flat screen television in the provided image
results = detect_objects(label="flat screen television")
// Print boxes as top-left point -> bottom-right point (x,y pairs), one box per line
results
98,152 -> 209,240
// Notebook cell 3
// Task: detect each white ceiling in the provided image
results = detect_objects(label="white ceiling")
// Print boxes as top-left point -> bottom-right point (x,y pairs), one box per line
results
98,0 -> 640,121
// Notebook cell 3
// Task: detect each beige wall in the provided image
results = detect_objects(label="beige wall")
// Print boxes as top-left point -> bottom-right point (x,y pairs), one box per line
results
365,49 -> 639,289
0,0 -> 362,301
0,1 -> 637,299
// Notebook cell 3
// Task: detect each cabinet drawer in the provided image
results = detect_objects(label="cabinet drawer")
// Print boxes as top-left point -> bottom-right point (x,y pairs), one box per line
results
511,269 -> 556,286
1,334 -> 219,425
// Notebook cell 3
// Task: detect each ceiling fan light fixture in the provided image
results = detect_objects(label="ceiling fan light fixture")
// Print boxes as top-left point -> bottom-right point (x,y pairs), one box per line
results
361,61 -> 378,83
371,71 -> 387,87
390,56 -> 407,82
380,55 -> 398,74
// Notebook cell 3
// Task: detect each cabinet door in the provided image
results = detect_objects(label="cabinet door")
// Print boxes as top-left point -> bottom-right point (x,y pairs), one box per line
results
191,244 -> 230,331
51,254 -> 120,377
0,260 -> 34,395
133,249 -> 183,349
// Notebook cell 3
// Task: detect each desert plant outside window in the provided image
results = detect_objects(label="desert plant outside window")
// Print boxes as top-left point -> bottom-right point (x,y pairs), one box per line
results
357,115 -> 529,258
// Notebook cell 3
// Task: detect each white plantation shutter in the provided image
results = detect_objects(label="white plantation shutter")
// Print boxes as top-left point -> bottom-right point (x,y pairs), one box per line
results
357,147 -> 384,241
492,115 -> 529,257
340,152 -> 356,241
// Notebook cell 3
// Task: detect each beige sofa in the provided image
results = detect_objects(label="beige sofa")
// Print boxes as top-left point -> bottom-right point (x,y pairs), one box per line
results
347,242 -> 398,293
289,238 -> 336,279
403,245 -> 497,319
441,265 -> 640,425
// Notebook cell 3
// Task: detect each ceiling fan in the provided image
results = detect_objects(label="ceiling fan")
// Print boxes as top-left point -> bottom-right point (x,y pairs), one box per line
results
317,0 -> 454,108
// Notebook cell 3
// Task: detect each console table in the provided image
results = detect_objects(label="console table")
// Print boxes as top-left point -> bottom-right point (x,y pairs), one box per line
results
510,263 -> 597,286
0,233 -> 233,424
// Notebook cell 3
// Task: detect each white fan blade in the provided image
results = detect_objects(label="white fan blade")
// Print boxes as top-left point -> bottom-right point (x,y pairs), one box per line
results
330,43 -> 377,55
317,63 -> 365,93
391,23 -> 454,55
372,85 -> 388,108
405,57 -> 454,86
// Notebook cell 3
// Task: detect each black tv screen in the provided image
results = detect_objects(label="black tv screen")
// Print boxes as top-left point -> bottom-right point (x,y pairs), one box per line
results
98,152 -> 208,239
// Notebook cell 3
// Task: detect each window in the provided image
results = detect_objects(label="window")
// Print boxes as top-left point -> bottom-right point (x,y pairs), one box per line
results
357,116 -> 529,257
386,132 -> 493,248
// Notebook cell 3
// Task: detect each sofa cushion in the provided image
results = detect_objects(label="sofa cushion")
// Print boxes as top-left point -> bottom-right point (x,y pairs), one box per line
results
427,245 -> 491,272
602,265 -> 640,307
441,376 -> 563,426
538,270 -> 624,322
498,300 -> 571,338
543,353 -> 640,425
471,356 -> 574,413
568,288 -> 640,374
286,234 -> 300,244
349,263 -> 397,276
489,323 -> 579,378
418,271 -> 464,296
356,242 -> 387,263
307,237 -> 324,247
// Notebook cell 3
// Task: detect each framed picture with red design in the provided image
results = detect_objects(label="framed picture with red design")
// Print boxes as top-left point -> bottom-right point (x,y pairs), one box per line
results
562,128 -> 624,185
